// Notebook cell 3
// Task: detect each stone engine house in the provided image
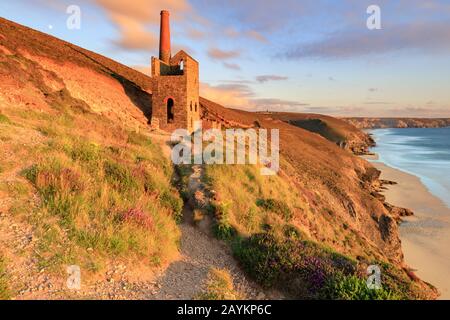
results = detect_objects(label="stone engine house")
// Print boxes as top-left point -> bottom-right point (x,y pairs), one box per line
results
150,10 -> 200,133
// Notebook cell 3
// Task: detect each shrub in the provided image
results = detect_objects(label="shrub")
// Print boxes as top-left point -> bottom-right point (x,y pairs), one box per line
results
160,190 -> 184,223
104,160 -> 138,193
197,268 -> 241,300
127,131 -> 152,147
320,274 -> 401,300
256,198 -> 292,220
69,141 -> 100,162
24,162 -> 85,231
212,202 -> 236,240
0,256 -> 11,300
174,164 -> 193,201
0,113 -> 11,124
120,208 -> 154,230
233,232 -> 358,298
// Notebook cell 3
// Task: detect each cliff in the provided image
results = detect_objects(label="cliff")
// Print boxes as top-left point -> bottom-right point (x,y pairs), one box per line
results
0,17 -> 437,299
263,112 -> 376,154
344,117 -> 450,129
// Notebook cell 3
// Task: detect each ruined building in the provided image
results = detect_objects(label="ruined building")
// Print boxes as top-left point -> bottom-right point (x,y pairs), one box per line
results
150,10 -> 200,133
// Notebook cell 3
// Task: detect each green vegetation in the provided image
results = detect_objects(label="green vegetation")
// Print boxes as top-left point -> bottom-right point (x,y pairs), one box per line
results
202,160 -> 420,300
0,97 -> 182,276
0,255 -> 11,300
321,274 -> 401,300
256,198 -> 292,220
203,163 -> 305,237
232,231 -> 408,300
197,268 -> 241,300
22,132 -> 181,272
0,113 -> 11,124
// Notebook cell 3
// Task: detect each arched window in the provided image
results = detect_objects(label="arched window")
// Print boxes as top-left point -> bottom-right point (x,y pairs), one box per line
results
167,98 -> 174,123
190,101 -> 193,112
179,59 -> 184,71
195,102 -> 198,112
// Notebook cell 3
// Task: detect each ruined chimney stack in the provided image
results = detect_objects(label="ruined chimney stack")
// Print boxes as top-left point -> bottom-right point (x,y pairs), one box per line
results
159,10 -> 171,64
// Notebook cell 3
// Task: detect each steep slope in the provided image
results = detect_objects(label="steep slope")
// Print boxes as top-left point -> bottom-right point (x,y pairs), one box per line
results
200,98 -> 437,299
266,112 -> 375,154
0,16 -> 270,301
344,117 -> 450,129
0,17 -> 184,299
0,17 -> 438,299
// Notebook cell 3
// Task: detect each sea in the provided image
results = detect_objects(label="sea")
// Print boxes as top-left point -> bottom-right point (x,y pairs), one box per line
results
369,127 -> 450,209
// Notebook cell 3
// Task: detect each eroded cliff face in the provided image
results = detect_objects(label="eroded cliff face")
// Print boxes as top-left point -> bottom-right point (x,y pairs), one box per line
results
200,98 -> 438,298
200,99 -> 402,263
263,113 -> 376,155
344,117 -> 450,129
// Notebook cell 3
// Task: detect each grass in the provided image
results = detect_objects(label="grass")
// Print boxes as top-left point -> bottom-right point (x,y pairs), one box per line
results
22,138 -> 181,272
232,231 -> 408,299
0,113 -> 11,124
320,274 -> 401,300
203,163 -> 305,237
201,159 -> 422,300
197,268 -> 242,300
0,255 -> 11,300
0,95 -> 183,277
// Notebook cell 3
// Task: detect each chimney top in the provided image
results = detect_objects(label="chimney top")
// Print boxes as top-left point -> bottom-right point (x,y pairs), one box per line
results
159,10 -> 171,64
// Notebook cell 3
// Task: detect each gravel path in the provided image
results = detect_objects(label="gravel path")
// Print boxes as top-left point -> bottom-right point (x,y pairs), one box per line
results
152,206 -> 263,299
152,165 -> 274,300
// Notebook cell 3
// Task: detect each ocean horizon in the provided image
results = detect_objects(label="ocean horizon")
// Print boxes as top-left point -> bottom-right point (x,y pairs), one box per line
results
369,127 -> 450,209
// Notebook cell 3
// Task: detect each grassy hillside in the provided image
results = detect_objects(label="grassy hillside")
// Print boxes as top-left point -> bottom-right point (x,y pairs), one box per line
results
199,98 -> 438,299
261,112 -> 375,154
0,17 -> 438,300
0,18 -> 183,299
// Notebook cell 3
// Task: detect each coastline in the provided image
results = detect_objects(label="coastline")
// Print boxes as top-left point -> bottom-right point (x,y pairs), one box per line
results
363,154 -> 450,299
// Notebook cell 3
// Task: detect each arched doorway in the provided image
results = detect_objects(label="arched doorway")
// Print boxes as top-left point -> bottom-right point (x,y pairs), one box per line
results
167,98 -> 174,123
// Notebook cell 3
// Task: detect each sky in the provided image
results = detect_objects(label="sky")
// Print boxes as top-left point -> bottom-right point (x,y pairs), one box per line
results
1,0 -> 450,117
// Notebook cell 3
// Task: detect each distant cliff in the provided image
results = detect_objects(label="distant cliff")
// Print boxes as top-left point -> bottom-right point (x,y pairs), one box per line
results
343,118 -> 450,129
260,112 -> 375,155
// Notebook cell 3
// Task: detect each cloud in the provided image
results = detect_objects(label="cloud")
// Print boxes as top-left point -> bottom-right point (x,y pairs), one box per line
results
363,101 -> 393,105
250,98 -> 309,112
200,82 -> 308,112
284,21 -> 450,59
200,82 -> 254,108
207,47 -> 241,60
245,30 -> 268,43
95,0 -> 192,51
223,62 -> 241,70
109,14 -> 158,50
186,28 -> 206,39
255,75 -> 288,83
224,27 -> 268,43
368,88 -> 378,92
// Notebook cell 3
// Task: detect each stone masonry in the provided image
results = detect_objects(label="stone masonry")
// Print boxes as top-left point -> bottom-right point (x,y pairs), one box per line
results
150,10 -> 200,133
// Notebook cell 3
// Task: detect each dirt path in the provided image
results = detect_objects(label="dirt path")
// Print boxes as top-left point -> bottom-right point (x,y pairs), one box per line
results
1,129 -> 278,300
151,164 -> 279,300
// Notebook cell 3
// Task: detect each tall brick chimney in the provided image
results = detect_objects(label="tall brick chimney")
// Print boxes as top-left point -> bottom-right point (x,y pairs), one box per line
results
159,10 -> 171,64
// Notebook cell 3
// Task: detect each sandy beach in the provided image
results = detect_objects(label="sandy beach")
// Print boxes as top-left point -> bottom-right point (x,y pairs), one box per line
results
369,160 -> 450,299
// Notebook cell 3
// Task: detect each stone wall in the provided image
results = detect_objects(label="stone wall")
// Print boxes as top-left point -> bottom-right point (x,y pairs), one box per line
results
151,51 -> 200,133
